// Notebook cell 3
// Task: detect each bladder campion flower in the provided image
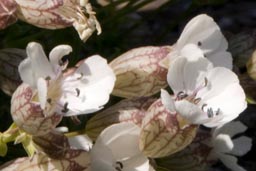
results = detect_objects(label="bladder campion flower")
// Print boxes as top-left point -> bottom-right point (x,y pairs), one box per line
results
11,42 -> 115,135
161,14 -> 232,70
161,54 -> 246,127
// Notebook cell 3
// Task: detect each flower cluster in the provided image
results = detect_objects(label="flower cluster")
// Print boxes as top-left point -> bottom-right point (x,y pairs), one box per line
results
0,11 -> 252,171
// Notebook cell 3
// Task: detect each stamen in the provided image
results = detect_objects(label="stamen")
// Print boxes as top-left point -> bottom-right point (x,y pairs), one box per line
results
197,41 -> 202,46
207,108 -> 214,118
201,104 -> 207,111
61,102 -> 69,113
77,73 -> 83,80
177,91 -> 188,100
58,60 -> 64,66
116,162 -> 123,169
75,88 -> 80,97
204,77 -> 208,87
115,161 -> 123,171
194,98 -> 201,104
216,108 -> 220,115
47,98 -> 52,104
45,76 -> 51,80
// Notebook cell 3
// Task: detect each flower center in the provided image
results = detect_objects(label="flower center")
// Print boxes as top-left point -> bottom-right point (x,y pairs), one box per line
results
176,77 -> 221,118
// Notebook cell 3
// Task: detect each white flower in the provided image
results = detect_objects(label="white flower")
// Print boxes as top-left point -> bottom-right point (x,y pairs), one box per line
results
161,14 -> 232,69
90,123 -> 154,171
208,121 -> 252,171
18,42 -> 116,116
161,54 -> 246,127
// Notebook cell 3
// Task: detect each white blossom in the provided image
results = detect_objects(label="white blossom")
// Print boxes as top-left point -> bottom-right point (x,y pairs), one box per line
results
161,54 -> 246,127
208,121 -> 252,171
161,14 -> 232,69
18,42 -> 116,116
90,123 -> 154,171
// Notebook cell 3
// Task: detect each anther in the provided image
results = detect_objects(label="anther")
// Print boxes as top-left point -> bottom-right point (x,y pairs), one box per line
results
77,73 -> 83,80
204,77 -> 208,87
216,108 -> 220,115
116,162 -> 123,169
115,161 -> 123,171
197,41 -> 202,46
47,98 -> 52,104
45,76 -> 51,80
194,98 -> 201,104
61,102 -> 69,113
177,91 -> 188,100
207,108 -> 214,118
201,104 -> 207,111
75,88 -> 80,97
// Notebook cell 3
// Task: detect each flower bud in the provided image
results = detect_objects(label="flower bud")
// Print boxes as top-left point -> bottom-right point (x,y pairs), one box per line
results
86,97 -> 156,140
110,46 -> 171,98
139,99 -> 197,158
11,83 -> 62,136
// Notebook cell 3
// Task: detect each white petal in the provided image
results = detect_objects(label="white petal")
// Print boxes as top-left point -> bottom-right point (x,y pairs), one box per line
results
61,55 -> 116,116
180,44 -> 205,61
18,58 -> 35,88
37,78 -> 47,110
91,143 -> 115,171
219,153 -> 247,171
198,67 -> 240,101
123,154 -> 152,171
183,57 -> 213,93
96,123 -> 141,160
177,14 -> 228,56
206,51 -> 233,69
68,135 -> 93,152
167,57 -> 186,94
202,83 -> 246,126
175,100 -> 205,124
230,136 -> 252,156
49,45 -> 72,73
213,121 -> 247,138
160,89 -> 176,113
214,134 -> 234,153
26,42 -> 55,84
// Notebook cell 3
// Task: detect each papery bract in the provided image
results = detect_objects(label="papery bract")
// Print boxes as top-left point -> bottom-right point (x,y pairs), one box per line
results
32,131 -> 71,159
11,83 -> 62,136
110,46 -> 171,98
14,0 -> 101,41
140,99 -> 197,158
0,149 -> 90,171
86,97 -> 156,140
